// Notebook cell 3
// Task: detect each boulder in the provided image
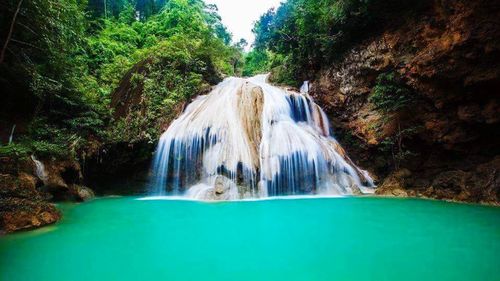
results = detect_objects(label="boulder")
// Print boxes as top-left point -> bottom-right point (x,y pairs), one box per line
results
0,163 -> 60,233
0,156 -> 96,233
69,185 -> 95,202
211,175 -> 238,200
375,169 -> 412,197
0,198 -> 60,234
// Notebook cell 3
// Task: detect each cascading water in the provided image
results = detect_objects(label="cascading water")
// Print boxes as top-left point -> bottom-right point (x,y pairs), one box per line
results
31,155 -> 48,184
300,80 -> 309,94
150,74 -> 374,200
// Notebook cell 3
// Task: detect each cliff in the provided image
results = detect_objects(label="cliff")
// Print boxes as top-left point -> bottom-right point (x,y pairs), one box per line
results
309,0 -> 500,204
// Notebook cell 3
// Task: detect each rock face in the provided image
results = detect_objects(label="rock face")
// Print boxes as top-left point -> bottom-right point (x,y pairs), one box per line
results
42,159 -> 95,202
0,156 -> 94,234
309,0 -> 500,204
0,197 -> 60,234
0,157 -> 60,234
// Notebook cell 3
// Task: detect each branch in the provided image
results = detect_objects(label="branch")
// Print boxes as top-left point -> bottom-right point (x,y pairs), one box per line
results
16,22 -> 37,36
0,0 -> 24,64
10,38 -> 44,51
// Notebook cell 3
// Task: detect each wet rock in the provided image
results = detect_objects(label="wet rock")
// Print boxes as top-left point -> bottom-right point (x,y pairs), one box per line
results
376,169 -> 412,197
211,175 -> 238,200
60,185 -> 95,202
431,171 -> 468,192
43,160 -> 82,192
72,185 -> 95,202
37,159 -> 98,202
0,156 -> 97,233
186,176 -> 241,201
0,198 -> 60,234
237,82 -> 264,169
420,157 -> 500,203
0,161 -> 61,233
0,173 -> 40,200
375,158 -> 500,204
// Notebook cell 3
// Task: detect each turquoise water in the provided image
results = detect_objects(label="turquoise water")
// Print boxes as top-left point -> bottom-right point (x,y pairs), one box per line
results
1,197 -> 499,281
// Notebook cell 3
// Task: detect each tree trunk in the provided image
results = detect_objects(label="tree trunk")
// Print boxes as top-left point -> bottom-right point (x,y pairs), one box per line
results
0,0 -> 24,64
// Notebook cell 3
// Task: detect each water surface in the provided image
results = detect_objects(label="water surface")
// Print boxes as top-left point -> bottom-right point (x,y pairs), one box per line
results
1,197 -> 499,281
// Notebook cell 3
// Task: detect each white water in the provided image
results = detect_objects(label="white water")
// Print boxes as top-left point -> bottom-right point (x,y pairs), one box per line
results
31,155 -> 48,184
300,80 -> 309,94
8,124 -> 16,144
150,75 -> 374,200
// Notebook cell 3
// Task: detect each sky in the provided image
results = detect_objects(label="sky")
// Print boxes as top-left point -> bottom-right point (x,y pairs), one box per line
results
205,0 -> 282,48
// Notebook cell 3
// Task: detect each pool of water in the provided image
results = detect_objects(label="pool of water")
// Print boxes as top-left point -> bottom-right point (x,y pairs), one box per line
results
1,197 -> 499,281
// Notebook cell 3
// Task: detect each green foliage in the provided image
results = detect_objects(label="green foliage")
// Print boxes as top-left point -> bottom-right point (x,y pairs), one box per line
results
81,0 -> 238,94
27,117 -> 96,159
83,0 -> 240,143
378,126 -> 420,169
108,33 -> 228,143
0,137 -> 73,160
30,141 -> 69,159
369,72 -> 414,113
252,0 -> 430,85
0,143 -> 31,159
267,54 -> 300,87
368,72 -> 418,169
1,0 -> 240,160
242,49 -> 270,77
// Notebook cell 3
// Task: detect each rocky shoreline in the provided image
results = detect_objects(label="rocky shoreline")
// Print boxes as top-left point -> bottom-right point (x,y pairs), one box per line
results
0,156 -> 94,234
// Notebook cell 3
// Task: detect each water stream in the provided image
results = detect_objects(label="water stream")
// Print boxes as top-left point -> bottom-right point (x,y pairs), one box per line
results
31,155 -> 48,184
150,75 -> 374,199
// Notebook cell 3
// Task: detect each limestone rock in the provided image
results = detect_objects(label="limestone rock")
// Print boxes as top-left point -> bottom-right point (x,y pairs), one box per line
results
0,198 -> 60,234
0,160 -> 61,233
69,185 -> 95,202
211,175 -> 238,200
0,156 -> 97,233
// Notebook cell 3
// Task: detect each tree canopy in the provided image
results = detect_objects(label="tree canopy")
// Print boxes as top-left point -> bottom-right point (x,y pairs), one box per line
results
0,0 -> 242,159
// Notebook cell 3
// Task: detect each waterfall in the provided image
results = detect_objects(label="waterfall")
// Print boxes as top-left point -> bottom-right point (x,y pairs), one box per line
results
8,124 -> 16,144
31,155 -> 48,184
300,81 -> 309,94
150,74 -> 374,200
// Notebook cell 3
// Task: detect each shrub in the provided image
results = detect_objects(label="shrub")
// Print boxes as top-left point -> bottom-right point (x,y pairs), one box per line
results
0,143 -> 31,159
369,72 -> 414,113
369,72 -> 418,169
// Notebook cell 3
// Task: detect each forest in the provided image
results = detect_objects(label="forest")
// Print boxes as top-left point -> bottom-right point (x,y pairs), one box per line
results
0,0 -> 431,160
0,0 -> 247,161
